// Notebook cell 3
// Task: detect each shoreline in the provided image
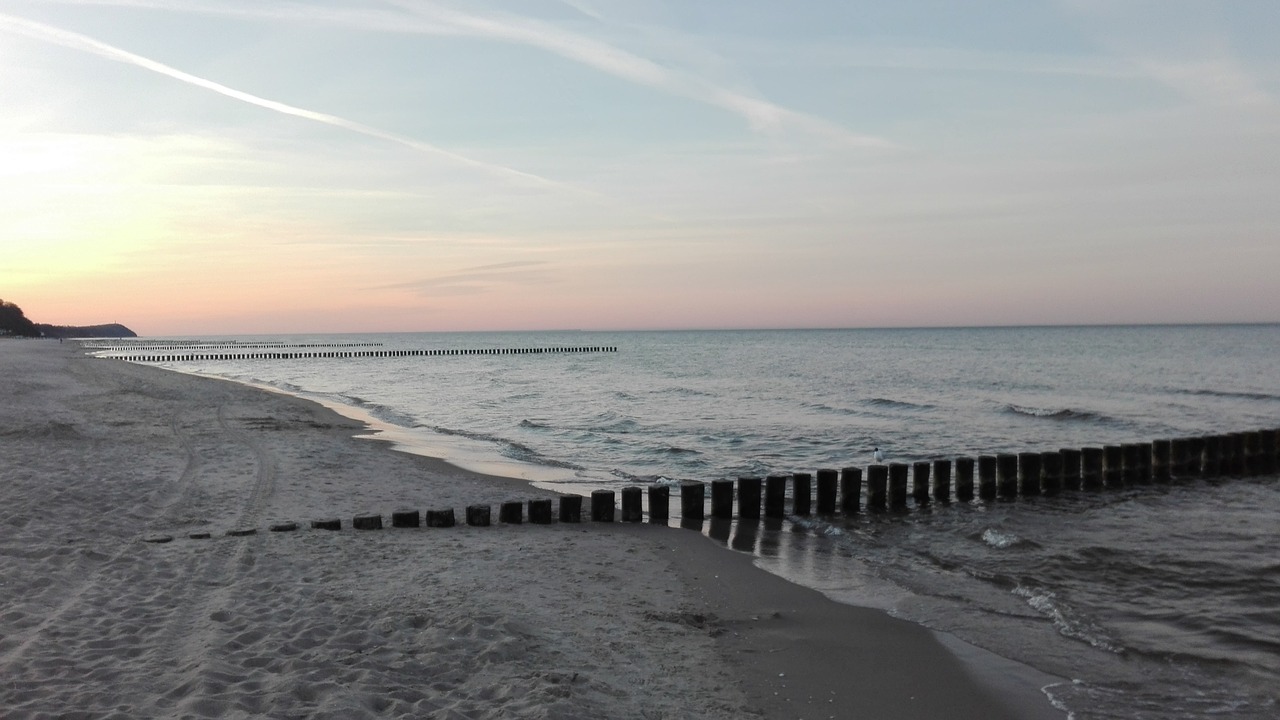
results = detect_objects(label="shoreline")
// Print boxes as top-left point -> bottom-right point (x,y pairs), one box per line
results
1,340 -> 1064,719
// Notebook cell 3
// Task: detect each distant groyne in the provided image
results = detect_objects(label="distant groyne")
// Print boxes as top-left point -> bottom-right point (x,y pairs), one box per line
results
100,345 -> 618,363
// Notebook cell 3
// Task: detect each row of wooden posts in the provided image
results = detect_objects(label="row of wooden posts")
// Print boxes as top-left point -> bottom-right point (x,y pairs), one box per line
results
173,427 -> 1277,541
88,341 -> 384,351
110,346 -> 619,363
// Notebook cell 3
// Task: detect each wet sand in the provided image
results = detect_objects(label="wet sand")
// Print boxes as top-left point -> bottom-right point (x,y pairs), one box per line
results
0,340 -> 1062,719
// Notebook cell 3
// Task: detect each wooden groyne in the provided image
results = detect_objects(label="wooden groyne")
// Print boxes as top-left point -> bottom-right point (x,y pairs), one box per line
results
143,427 -> 1278,543
106,346 -> 618,363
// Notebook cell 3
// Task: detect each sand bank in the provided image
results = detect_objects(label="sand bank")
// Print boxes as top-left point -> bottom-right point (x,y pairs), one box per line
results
0,341 -> 1061,719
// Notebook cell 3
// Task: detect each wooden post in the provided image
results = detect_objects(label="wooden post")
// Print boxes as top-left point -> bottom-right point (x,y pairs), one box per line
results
738,477 -> 763,519
1244,431 -> 1263,476
792,473 -> 812,516
1018,452 -> 1042,497
765,475 -> 788,518
466,505 -> 491,526
499,501 -> 523,524
620,486 -> 643,522
955,457 -> 975,502
1081,447 -> 1103,490
1201,436 -> 1223,479
711,480 -> 735,519
427,508 -> 456,527
353,514 -> 382,530
1152,439 -> 1172,482
1135,442 -> 1153,483
1059,448 -> 1082,491
1170,438 -> 1189,478
529,499 -> 554,524
977,455 -> 997,500
557,495 -> 582,523
1120,444 -> 1141,484
647,485 -> 669,523
391,509 -> 420,528
996,454 -> 1019,499
681,482 -> 705,520
912,462 -> 931,505
1259,429 -> 1277,475
311,518 -> 341,531
816,469 -> 838,514
1040,451 -> 1062,495
931,459 -> 951,502
840,467 -> 863,514
1228,433 -> 1247,476
269,522 -> 297,533
1186,436 -> 1205,478
1102,445 -> 1123,488
888,463 -> 909,509
591,490 -> 615,522
867,465 -> 888,511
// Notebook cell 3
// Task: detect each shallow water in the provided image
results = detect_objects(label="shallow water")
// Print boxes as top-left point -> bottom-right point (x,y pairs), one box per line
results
93,325 -> 1280,719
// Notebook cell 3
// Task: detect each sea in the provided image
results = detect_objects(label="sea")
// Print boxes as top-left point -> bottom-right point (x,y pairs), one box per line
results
90,325 -> 1280,719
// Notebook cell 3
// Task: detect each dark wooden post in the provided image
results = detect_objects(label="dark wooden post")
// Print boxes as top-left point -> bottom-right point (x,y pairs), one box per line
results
1259,429 -> 1277,475
1186,436 -> 1205,478
499,501 -> 523,524
1102,445 -> 1123,487
427,508 -> 456,527
996,454 -> 1019,499
840,467 -> 863,514
765,475 -> 788,518
711,480 -> 735,519
353,513 -> 382,530
912,462 -> 931,505
311,518 -> 341,531
932,459 -> 951,502
1040,451 -> 1062,495
1135,442 -> 1153,483
867,465 -> 888,511
1018,452 -> 1042,497
647,485 -> 669,523
1152,439 -> 1172,482
816,469 -> 838,514
792,473 -> 812,516
391,509 -> 420,528
681,482 -> 705,520
1120,444 -> 1140,484
977,455 -> 997,500
888,463 -> 909,509
591,490 -> 615,522
1227,433 -> 1246,476
559,495 -> 583,523
466,505 -> 491,527
1081,447 -> 1104,490
1244,431 -> 1263,476
1171,438 -> 1189,478
527,499 -> 553,524
1060,448 -> 1082,491
738,477 -> 762,519
620,487 -> 643,522
1201,436 -> 1223,479
955,457 -> 975,502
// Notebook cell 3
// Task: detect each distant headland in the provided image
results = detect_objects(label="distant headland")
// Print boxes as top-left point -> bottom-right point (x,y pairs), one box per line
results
1,299 -> 137,339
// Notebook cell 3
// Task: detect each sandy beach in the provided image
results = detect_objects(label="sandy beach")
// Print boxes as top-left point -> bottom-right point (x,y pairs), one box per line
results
1,341 -> 1062,719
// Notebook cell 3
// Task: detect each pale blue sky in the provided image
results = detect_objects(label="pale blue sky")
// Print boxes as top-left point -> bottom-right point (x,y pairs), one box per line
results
2,0 -> 1277,334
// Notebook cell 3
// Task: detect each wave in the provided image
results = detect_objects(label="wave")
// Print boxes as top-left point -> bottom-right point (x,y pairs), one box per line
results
1178,388 -> 1280,402
865,397 -> 934,411
335,393 -> 420,428
1012,585 -> 1124,654
518,419 -> 552,430
424,423 -> 584,471
1004,404 -> 1112,423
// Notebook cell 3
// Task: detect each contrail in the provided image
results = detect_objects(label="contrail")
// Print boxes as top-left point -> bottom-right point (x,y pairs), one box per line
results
0,13 -> 571,190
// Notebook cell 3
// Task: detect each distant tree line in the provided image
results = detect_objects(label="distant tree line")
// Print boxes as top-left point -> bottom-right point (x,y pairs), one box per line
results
0,299 -> 40,337
0,298 -> 136,338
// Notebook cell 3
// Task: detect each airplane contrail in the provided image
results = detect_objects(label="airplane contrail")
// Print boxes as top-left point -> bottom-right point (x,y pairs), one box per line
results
0,13 -> 572,190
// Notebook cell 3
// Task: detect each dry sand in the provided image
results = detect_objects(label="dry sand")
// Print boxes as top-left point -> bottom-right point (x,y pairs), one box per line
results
0,341 -> 1063,719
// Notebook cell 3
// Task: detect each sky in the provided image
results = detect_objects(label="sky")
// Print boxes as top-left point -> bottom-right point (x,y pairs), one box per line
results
2,0 -> 1278,335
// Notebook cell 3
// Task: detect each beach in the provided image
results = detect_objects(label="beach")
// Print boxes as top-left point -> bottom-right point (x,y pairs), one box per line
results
0,340 -> 1061,719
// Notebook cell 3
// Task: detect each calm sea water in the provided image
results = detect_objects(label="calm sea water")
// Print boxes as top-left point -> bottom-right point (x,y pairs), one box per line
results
94,326 -> 1280,719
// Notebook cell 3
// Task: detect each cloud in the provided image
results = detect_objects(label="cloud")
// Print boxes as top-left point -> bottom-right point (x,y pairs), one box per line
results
377,261 -> 557,296
0,12 -> 576,190
38,0 -> 897,149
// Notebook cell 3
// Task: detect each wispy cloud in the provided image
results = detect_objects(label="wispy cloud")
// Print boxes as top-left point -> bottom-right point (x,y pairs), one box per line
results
377,260 -> 556,296
39,0 -> 897,149
0,12 -> 575,190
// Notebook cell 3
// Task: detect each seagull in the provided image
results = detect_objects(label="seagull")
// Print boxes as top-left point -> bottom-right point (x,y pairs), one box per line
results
873,447 -> 885,463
